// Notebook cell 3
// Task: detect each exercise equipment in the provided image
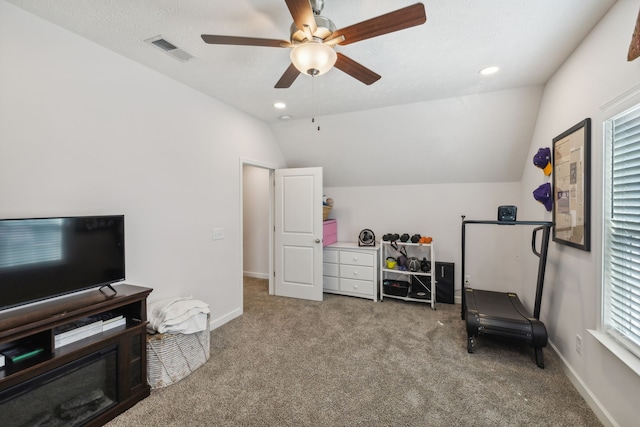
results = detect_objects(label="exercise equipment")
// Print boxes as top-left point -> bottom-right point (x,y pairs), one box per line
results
461,217 -> 553,368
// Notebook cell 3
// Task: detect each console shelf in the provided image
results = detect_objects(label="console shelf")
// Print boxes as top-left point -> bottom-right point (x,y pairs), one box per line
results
0,284 -> 152,426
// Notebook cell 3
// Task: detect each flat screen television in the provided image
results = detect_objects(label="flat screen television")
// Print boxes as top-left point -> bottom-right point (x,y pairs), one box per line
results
0,215 -> 125,311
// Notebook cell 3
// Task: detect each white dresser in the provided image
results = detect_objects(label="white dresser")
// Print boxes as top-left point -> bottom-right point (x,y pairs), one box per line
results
323,242 -> 379,301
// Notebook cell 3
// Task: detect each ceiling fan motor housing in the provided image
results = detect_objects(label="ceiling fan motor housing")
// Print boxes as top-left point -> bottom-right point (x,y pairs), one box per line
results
289,16 -> 336,44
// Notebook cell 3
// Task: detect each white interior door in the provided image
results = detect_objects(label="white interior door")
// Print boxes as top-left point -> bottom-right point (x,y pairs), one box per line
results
274,167 -> 323,301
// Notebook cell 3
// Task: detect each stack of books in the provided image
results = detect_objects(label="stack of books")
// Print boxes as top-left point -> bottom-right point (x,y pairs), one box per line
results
54,317 -> 103,348
96,313 -> 126,332
54,312 -> 126,349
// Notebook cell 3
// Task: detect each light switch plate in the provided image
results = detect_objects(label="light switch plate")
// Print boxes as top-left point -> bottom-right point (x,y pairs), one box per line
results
213,228 -> 224,240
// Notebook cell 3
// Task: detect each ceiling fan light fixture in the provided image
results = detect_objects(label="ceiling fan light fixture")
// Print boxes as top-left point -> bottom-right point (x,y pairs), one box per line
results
290,42 -> 337,76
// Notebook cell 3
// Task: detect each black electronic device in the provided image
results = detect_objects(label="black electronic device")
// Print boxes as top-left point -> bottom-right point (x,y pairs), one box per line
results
497,205 -> 517,222
0,215 -> 125,311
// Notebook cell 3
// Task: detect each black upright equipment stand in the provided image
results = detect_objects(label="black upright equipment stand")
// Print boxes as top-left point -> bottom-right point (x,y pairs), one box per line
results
461,217 -> 553,368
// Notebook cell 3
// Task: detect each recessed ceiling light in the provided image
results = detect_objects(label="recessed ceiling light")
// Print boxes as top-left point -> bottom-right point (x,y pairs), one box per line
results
273,102 -> 287,109
479,66 -> 500,76
279,115 -> 291,120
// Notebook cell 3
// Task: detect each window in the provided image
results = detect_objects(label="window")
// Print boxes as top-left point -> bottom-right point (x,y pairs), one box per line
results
603,103 -> 640,360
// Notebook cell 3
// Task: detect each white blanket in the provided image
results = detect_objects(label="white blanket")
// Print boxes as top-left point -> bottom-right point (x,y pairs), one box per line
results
147,297 -> 210,334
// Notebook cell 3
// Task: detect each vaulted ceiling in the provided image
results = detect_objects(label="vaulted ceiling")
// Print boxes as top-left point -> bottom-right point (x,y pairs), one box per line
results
6,0 -> 617,186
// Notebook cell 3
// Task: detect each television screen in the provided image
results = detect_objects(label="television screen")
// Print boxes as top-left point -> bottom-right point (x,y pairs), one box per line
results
0,215 -> 125,310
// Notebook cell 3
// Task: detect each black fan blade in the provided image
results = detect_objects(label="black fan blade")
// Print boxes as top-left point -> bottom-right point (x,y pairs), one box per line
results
285,0 -> 317,34
331,3 -> 426,46
201,35 -> 289,48
334,53 -> 381,85
275,63 -> 301,88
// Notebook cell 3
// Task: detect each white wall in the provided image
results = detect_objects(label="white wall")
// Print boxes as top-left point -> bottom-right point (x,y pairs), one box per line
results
520,1 -> 640,426
0,1 -> 286,327
324,182 -> 524,298
242,165 -> 270,279
272,86 -> 543,187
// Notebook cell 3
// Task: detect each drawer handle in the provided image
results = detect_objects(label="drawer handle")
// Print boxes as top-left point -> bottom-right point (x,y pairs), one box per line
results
354,284 -> 359,289
353,257 -> 358,262
353,271 -> 358,276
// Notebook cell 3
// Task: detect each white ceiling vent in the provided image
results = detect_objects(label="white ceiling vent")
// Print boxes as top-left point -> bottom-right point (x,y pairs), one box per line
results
145,36 -> 193,62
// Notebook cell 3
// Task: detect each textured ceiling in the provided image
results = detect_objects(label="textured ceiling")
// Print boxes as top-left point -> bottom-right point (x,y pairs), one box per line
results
5,0 -> 618,186
6,0 -> 616,123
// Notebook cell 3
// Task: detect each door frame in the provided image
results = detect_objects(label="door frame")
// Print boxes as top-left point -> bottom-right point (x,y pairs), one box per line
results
239,158 -> 277,311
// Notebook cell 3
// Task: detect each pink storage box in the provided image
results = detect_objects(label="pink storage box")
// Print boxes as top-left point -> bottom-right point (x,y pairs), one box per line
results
323,219 -> 337,246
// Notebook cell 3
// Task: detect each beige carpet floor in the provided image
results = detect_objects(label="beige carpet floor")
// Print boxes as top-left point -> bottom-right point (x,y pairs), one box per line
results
106,277 -> 601,426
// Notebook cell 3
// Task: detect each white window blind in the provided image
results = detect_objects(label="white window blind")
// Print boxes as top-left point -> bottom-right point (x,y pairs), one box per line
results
0,219 -> 63,269
604,104 -> 640,359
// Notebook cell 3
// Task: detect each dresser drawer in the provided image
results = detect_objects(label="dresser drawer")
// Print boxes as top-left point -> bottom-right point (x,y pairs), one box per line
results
340,278 -> 374,296
339,251 -> 374,267
323,262 -> 339,277
340,265 -> 374,281
323,275 -> 339,291
323,249 -> 339,263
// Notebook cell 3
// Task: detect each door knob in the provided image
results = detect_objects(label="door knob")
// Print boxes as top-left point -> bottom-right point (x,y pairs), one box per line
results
315,239 -> 321,243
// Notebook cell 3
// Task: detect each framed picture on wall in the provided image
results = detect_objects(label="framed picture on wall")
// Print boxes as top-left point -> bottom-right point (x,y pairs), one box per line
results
552,118 -> 591,251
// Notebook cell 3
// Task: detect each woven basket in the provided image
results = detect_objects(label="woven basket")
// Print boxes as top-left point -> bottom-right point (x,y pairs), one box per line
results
146,318 -> 210,389
323,205 -> 332,221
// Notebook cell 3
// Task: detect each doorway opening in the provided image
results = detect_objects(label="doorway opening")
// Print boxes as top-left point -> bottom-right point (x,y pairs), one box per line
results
240,160 -> 275,311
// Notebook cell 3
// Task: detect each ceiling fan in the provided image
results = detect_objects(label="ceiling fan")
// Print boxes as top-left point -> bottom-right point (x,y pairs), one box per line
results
201,0 -> 426,88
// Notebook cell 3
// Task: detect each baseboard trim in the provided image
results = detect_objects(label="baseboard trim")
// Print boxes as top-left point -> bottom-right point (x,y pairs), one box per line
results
209,307 -> 242,331
548,340 -> 619,427
243,271 -> 269,280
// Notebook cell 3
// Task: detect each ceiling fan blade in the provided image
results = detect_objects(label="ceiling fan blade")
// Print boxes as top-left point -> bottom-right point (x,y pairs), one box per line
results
275,63 -> 301,88
332,3 -> 426,46
334,53 -> 381,85
201,35 -> 289,48
285,0 -> 318,35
